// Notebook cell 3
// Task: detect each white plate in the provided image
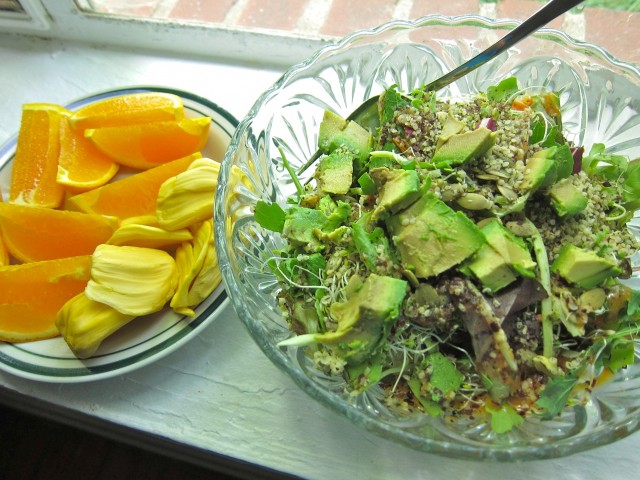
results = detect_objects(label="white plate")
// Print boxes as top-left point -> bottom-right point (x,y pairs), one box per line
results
0,86 -> 237,382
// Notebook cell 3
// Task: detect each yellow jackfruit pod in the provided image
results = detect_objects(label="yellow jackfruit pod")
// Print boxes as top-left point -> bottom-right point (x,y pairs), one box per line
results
85,244 -> 178,316
120,214 -> 160,227
156,157 -> 220,231
170,219 -> 221,317
0,232 -> 8,266
56,292 -> 136,358
107,223 -> 193,249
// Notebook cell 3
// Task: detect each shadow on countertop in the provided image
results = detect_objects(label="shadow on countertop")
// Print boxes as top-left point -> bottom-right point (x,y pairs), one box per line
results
0,404 -> 247,480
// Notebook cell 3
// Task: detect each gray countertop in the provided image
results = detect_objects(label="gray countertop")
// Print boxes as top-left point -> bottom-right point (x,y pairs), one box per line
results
0,33 -> 638,480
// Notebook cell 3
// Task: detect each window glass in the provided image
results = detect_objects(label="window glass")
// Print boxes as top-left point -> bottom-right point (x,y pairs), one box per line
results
72,0 -> 640,65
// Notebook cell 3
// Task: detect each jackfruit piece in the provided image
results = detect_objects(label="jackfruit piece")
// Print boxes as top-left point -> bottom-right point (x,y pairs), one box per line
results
85,244 -> 178,316
120,214 -> 160,227
170,219 -> 221,317
56,292 -> 136,358
107,223 -> 193,249
0,232 -> 8,266
156,157 -> 220,231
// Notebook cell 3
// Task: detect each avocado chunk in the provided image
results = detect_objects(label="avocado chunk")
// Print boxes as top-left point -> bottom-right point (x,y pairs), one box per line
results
548,178 -> 588,217
369,167 -> 422,219
315,148 -> 354,195
431,127 -> 496,166
436,112 -> 465,149
465,244 -> 518,292
386,193 -> 485,278
482,221 -> 536,277
282,202 -> 349,248
521,148 -> 555,192
282,206 -> 327,245
521,145 -> 574,192
463,221 -> 537,292
320,273 -> 407,364
551,244 -> 622,288
318,110 -> 373,168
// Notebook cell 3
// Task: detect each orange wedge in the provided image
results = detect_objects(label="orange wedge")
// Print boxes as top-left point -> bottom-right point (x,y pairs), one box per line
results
0,190 -> 6,266
9,103 -> 69,208
64,153 -> 201,220
68,92 -> 184,130
0,255 -> 92,342
0,203 -> 118,263
57,115 -> 120,193
85,116 -> 211,170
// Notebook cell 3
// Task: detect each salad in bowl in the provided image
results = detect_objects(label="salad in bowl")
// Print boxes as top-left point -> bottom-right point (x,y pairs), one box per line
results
216,16 -> 640,459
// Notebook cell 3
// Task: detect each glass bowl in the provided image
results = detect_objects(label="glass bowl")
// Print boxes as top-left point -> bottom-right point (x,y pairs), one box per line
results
214,15 -> 640,460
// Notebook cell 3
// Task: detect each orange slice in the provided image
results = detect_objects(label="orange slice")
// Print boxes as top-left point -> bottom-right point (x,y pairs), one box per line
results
85,116 -> 211,170
68,92 -> 184,130
9,103 -> 69,208
0,190 -> 6,266
64,153 -> 201,220
0,203 -> 118,263
0,255 -> 92,342
57,115 -> 120,193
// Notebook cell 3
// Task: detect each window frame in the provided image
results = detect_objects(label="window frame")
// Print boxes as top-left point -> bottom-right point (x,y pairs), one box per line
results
10,0 -> 332,67
0,0 -> 49,31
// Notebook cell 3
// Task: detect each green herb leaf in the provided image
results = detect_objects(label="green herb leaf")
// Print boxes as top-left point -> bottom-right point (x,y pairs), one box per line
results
255,200 -> 286,232
486,403 -> 524,434
487,77 -> 519,102
408,377 -> 443,416
380,85 -> 408,125
535,372 -> 580,420
622,159 -> 640,209
602,338 -> 635,373
357,172 -> 377,195
423,352 -> 464,401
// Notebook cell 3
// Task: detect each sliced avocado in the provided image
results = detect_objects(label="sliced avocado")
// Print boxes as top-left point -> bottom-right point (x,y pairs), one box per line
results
318,110 -> 373,168
436,112 -> 465,149
282,206 -> 327,245
431,127 -> 496,167
521,145 -> 574,192
548,178 -> 588,217
521,148 -> 555,192
314,148 -> 354,195
481,221 -> 536,277
320,273 -> 407,364
465,244 -> 518,292
369,167 -> 422,219
551,244 -> 622,288
386,193 -> 485,278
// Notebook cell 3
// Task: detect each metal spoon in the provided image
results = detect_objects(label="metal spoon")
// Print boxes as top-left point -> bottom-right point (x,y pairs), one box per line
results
298,0 -> 585,174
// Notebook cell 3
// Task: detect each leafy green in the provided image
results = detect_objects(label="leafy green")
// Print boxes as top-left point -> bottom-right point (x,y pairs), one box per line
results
357,172 -> 377,195
255,200 -> 286,232
486,77 -> 519,102
600,338 -> 635,373
582,143 -> 628,179
408,377 -> 443,416
422,352 -> 464,401
486,403 -> 524,434
380,85 -> 408,125
535,372 -> 580,420
622,159 -> 640,209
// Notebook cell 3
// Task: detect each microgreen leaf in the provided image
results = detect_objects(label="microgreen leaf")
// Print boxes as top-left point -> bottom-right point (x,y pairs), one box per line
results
254,200 -> 286,232
486,403 -> 524,434
601,338 -> 635,373
380,85 -> 408,125
487,77 -> 519,102
423,352 -> 464,401
535,372 -> 580,420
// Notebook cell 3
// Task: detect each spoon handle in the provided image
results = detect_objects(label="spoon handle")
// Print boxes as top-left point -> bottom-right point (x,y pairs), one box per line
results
425,0 -> 585,92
